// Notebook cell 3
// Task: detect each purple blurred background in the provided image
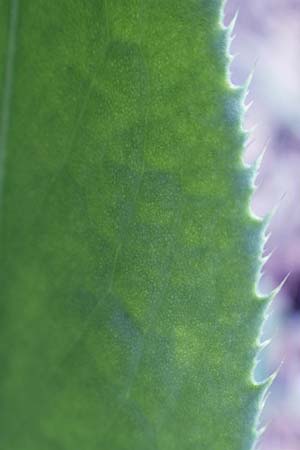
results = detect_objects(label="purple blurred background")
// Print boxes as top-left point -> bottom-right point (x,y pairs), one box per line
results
224,1 -> 300,449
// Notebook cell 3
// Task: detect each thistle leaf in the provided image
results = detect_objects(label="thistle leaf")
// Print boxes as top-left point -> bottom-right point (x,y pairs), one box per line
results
0,1 -> 263,449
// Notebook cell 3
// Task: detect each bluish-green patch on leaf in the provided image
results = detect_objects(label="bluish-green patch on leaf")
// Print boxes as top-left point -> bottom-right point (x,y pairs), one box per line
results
0,1 -> 264,449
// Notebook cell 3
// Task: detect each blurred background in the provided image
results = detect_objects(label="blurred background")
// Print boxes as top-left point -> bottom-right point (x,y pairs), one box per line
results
224,1 -> 300,449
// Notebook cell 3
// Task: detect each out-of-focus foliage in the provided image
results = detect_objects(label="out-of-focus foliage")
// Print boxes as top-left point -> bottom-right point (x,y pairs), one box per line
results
0,1 -> 263,449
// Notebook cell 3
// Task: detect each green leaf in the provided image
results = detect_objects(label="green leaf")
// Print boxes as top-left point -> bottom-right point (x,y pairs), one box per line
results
0,1 -> 264,449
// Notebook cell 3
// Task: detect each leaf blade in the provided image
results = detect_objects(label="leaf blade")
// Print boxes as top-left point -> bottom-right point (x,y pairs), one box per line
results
0,2 -> 263,449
